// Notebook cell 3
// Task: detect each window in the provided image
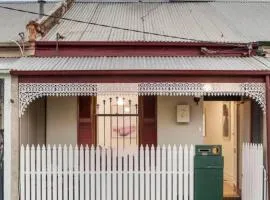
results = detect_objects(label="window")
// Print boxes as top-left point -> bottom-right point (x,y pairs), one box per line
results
96,95 -> 139,151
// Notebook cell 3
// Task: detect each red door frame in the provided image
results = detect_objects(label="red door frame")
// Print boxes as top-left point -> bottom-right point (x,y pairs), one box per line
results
266,75 -> 270,198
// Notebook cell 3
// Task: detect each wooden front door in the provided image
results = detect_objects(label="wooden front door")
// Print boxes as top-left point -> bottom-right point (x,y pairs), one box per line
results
77,96 -> 96,146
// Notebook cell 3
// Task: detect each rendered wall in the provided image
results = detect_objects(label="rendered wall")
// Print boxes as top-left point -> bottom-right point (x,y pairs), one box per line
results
20,98 -> 46,145
157,96 -> 204,145
46,96 -> 77,145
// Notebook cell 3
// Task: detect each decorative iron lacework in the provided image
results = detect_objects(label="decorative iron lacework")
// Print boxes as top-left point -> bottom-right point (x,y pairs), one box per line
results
19,82 -> 266,117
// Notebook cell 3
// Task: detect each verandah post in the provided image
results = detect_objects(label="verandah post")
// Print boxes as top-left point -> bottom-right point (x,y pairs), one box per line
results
265,75 -> 270,200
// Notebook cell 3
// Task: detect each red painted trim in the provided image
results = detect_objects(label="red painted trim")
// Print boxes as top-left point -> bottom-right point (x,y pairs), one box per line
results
139,96 -> 157,147
17,75 -> 265,83
266,75 -> 270,200
36,41 -> 253,46
34,41 -> 258,57
10,70 -> 269,76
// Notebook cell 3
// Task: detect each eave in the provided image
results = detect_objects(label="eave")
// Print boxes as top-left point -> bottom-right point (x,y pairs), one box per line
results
11,70 -> 266,84
10,69 -> 270,76
35,41 -> 258,57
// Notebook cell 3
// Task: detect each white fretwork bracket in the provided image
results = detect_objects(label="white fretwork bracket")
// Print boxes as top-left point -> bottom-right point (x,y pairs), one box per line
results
19,82 -> 266,117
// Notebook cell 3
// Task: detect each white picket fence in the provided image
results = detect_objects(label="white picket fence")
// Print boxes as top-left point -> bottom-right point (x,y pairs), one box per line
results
242,143 -> 265,200
20,145 -> 195,200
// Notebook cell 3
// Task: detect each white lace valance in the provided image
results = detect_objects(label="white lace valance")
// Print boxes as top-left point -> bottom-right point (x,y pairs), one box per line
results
19,82 -> 266,117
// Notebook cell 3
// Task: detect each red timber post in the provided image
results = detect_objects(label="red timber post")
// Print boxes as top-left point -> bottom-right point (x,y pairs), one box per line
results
266,75 -> 270,199
139,96 -> 157,147
77,96 -> 97,146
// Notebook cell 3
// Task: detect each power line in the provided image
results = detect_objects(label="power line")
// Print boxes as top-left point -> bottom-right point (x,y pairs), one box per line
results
0,4 -> 214,42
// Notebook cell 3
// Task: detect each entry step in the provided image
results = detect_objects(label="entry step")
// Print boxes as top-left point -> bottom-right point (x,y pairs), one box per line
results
223,197 -> 241,200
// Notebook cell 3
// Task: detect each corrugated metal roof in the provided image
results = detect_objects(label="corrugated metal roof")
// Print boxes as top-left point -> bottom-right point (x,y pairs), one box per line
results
11,56 -> 270,71
257,57 -> 270,66
0,58 -> 18,70
42,2 -> 270,42
0,2 -> 57,42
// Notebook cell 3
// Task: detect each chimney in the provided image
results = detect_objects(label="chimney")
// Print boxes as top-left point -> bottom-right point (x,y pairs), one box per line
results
38,0 -> 45,19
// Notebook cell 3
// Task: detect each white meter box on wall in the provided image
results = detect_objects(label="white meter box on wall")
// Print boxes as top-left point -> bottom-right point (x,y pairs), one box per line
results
177,105 -> 190,123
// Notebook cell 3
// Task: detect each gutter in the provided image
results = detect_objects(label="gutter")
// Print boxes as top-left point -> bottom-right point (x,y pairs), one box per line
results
36,41 -> 253,47
34,41 -> 258,57
9,69 -> 270,76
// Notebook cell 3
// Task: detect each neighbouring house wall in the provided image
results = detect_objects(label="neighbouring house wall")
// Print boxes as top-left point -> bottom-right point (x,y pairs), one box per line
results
10,76 -> 19,200
46,96 -> 77,145
157,96 -> 203,145
0,103 -> 3,129
20,98 -> 46,145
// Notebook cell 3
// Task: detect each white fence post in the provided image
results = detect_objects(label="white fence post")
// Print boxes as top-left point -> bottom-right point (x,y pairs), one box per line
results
68,145 -> 73,200
150,145 -> 155,200
96,147 -> 101,200
161,145 -> 166,200
172,145 -> 177,200
20,145 -> 25,200
47,145 -> 52,200
140,145 -> 145,200
145,145 -> 150,200
184,145 -> 189,200
20,144 -> 198,200
63,145 -> 68,200
58,145 -> 63,200
36,145 -> 41,200
80,145 -> 85,200
52,145 -> 57,200
189,145 -> 194,200
167,145 -> 172,200
25,145 -> 30,200
85,146 -> 90,200
74,145 -> 79,200
156,146 -> 161,200
178,145 -> 183,200
41,145 -> 46,200
31,145 -> 36,200
90,145 -> 95,200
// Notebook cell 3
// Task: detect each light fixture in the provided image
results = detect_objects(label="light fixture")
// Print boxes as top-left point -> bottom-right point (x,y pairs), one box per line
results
117,98 -> 124,105
193,97 -> 201,105
9,40 -> 23,56
124,107 -> 130,113
203,83 -> 213,92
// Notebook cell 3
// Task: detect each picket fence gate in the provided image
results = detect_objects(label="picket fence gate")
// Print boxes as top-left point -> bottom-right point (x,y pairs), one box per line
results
20,145 -> 195,200
242,143 -> 265,200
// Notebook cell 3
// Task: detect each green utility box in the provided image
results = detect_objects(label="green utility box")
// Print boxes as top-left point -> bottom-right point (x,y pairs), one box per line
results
194,145 -> 224,200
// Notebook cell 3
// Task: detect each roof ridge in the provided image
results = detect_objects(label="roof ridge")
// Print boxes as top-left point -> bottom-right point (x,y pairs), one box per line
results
0,1 -> 59,4
74,0 -> 270,3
